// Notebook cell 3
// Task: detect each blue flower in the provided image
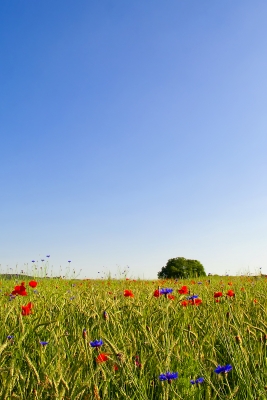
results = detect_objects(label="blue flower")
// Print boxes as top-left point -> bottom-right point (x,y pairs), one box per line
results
90,339 -> 103,348
160,288 -> 173,295
214,364 -> 232,374
190,377 -> 204,384
159,372 -> 178,383
40,341 -> 49,346
7,335 -> 14,340
187,295 -> 199,300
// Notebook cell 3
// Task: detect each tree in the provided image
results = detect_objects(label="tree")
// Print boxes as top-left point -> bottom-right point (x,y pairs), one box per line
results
158,257 -> 206,279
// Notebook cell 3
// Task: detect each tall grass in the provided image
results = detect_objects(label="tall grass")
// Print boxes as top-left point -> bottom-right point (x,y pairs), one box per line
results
0,276 -> 267,399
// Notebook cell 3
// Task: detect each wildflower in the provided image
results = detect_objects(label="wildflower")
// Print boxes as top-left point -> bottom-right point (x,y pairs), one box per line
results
82,329 -> 87,338
160,288 -> 173,295
12,282 -> 27,296
103,311 -> 108,319
226,290 -> 235,297
29,281 -> 37,288
159,372 -> 178,383
228,282 -> 233,286
21,302 -> 33,316
214,364 -> 233,374
7,335 -> 14,340
40,341 -> 49,346
113,364 -> 119,371
197,282 -> 203,285
253,299 -> 258,304
241,287 -> 245,291
90,339 -> 103,348
181,300 -> 188,307
96,353 -> 108,363
178,286 -> 189,294
124,289 -> 134,298
187,295 -> 198,300
134,355 -> 142,367
190,377 -> 204,384
214,292 -> 223,298
153,289 -> 161,297
191,298 -> 202,306
168,294 -> 175,300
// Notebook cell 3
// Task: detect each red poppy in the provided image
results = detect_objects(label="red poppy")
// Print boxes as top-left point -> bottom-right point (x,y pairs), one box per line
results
12,282 -> 27,296
189,298 -> 202,306
124,290 -> 134,298
253,299 -> 258,303
21,302 -> 33,316
178,286 -> 189,295
167,295 -> 175,300
226,290 -> 235,297
113,364 -> 119,371
153,289 -> 161,297
96,353 -> 108,363
240,287 -> 245,292
181,300 -> 188,307
228,282 -> 233,286
214,292 -> 223,298
29,281 -> 37,288
215,299 -> 220,303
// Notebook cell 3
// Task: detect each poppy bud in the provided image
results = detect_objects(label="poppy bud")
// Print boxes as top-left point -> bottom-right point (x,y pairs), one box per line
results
226,312 -> 230,319
82,329 -> 86,338
188,324 -> 191,331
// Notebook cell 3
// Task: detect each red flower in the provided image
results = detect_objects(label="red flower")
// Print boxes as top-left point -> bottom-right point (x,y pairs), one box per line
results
215,299 -> 220,303
124,290 -> 134,298
167,295 -> 175,300
189,298 -> 202,306
29,281 -> 37,288
21,302 -> 33,316
226,290 -> 235,297
96,353 -> 108,363
181,300 -> 188,307
240,287 -> 245,292
214,292 -> 223,298
153,289 -> 161,297
12,282 -> 27,296
113,364 -> 119,371
178,286 -> 189,294
228,282 -> 233,286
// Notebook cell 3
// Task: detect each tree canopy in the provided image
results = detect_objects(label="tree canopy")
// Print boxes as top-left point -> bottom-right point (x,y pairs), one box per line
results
158,257 -> 206,279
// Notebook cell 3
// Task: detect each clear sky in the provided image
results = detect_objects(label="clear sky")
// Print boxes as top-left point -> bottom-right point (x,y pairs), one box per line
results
1,1 -> 267,279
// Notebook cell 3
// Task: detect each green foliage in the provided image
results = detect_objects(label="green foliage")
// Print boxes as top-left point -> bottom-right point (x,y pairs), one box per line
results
158,257 -> 206,279
0,275 -> 266,399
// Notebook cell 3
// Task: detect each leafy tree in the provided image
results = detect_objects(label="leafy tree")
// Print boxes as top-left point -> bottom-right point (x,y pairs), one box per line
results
158,257 -> 206,279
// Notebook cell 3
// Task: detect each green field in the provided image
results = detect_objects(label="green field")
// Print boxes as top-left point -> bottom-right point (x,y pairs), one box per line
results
1,275 -> 267,399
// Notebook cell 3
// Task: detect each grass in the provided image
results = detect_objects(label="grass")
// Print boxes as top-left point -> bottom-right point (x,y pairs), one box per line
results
0,275 -> 267,399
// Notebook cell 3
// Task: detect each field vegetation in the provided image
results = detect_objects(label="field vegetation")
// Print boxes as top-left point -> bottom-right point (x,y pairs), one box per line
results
0,274 -> 267,399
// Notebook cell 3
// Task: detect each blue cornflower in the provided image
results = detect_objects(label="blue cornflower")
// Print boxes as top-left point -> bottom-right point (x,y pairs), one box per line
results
40,341 -> 49,346
160,288 -> 173,295
197,282 -> 203,284
190,377 -> 204,384
9,294 -> 16,301
90,339 -> 103,348
7,335 -> 14,340
31,260 -> 35,263
214,364 -> 232,374
159,372 -> 178,383
187,295 -> 199,300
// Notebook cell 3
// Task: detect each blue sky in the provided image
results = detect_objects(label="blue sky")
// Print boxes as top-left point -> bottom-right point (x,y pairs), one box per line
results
1,0 -> 267,278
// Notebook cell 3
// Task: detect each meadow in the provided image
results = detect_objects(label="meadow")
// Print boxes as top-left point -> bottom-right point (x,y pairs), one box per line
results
1,275 -> 267,399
